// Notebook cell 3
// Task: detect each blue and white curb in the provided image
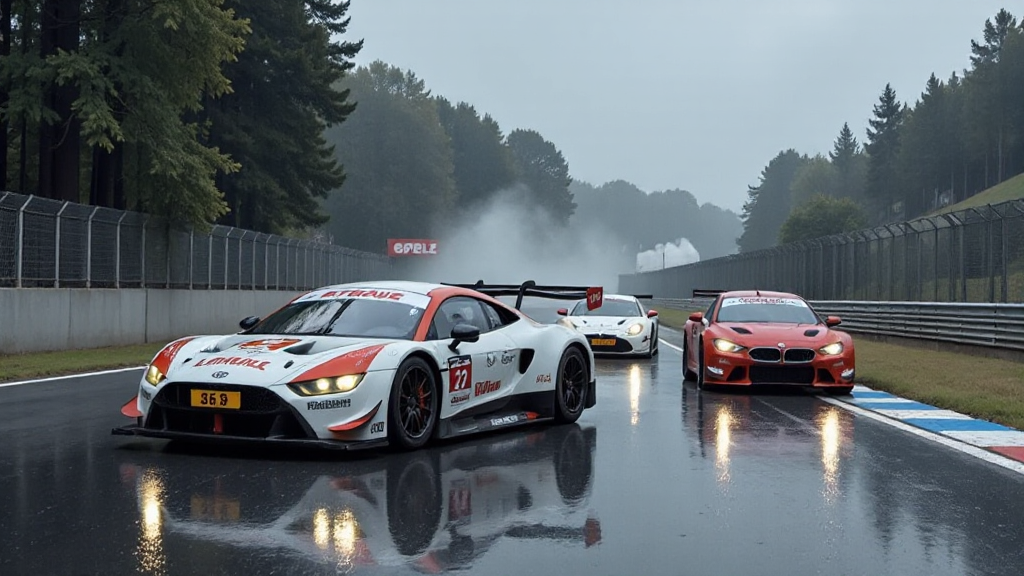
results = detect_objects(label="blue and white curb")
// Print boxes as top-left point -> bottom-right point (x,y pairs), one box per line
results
838,384 -> 1024,465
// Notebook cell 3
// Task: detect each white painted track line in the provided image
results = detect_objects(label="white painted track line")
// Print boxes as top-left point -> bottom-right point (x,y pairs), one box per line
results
0,366 -> 145,389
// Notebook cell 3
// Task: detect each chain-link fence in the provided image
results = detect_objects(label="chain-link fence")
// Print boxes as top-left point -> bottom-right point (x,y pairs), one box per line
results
0,191 -> 394,289
620,199 -> 1024,303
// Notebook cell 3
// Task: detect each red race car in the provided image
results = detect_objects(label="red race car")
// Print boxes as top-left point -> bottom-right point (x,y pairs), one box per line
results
682,290 -> 855,394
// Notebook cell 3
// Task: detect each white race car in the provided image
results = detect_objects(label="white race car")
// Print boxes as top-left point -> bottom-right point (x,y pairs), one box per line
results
118,424 -> 601,572
556,293 -> 660,358
113,280 -> 599,450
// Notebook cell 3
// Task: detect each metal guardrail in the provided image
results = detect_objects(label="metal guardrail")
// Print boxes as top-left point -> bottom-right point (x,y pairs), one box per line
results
646,298 -> 1024,353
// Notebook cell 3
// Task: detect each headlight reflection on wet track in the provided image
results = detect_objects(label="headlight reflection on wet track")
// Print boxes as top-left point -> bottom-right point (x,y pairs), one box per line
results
313,506 -> 364,572
715,406 -> 733,486
628,364 -> 642,426
137,470 -> 167,575
819,407 -> 842,504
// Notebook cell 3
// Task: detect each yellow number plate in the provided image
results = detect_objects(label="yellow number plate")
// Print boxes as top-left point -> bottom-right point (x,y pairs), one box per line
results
591,338 -> 616,346
190,389 -> 241,409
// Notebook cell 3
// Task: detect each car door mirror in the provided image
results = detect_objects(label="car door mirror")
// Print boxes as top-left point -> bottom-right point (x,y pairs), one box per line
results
556,308 -> 569,316
825,316 -> 842,327
449,323 -> 480,351
647,310 -> 658,318
239,316 -> 260,330
688,312 -> 703,323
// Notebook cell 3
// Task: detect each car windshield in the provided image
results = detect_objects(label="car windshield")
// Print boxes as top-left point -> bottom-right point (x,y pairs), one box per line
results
572,299 -> 641,317
249,298 -> 425,340
715,296 -> 819,324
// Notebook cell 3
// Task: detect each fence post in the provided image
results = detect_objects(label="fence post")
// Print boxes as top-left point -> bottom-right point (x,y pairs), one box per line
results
141,216 -> 148,288
86,206 -> 98,288
252,234 -> 257,289
223,232 -> 229,289
188,226 -> 194,290
115,212 -> 126,288
54,201 -> 68,287
15,195 -> 31,288
276,239 -> 281,290
237,232 -> 243,290
207,231 -> 213,289
1002,216 -> 1009,303
264,236 -> 269,290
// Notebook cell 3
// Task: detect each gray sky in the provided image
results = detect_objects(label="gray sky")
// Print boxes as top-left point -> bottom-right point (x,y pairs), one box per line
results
346,0 -> 1012,213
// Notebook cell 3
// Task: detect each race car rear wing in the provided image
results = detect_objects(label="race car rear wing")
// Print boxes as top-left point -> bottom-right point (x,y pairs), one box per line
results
692,289 -> 726,299
444,280 -> 604,311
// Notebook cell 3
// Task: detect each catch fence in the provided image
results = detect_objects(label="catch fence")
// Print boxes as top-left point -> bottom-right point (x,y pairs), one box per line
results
0,191 -> 393,290
620,199 -> 1024,303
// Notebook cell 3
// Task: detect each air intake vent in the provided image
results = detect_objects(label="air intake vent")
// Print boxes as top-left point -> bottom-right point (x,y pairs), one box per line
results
730,326 -> 752,335
803,329 -> 820,337
519,349 -> 535,374
284,341 -> 316,355
749,347 -> 781,362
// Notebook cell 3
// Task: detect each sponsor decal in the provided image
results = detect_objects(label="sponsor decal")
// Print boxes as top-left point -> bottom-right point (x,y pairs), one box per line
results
307,398 -> 351,410
486,352 -> 497,368
474,380 -> 500,397
370,421 -> 385,434
448,356 -> 472,393
238,338 -> 301,351
536,373 -> 552,384
388,238 -> 439,256
721,297 -> 808,308
211,371 -> 229,379
296,288 -> 431,309
586,287 -> 604,311
500,351 -> 515,365
195,356 -> 269,370
490,415 -> 518,427
450,392 -> 470,405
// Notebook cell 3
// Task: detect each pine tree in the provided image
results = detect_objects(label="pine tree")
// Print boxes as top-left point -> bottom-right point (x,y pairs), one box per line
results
829,123 -> 859,198
864,83 -> 905,221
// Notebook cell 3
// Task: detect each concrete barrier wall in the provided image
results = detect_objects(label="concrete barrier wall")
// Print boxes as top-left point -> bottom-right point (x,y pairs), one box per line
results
0,289 -> 303,354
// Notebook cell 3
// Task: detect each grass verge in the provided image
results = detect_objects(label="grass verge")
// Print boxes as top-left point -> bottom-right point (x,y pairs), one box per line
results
0,342 -> 163,383
656,310 -> 1024,430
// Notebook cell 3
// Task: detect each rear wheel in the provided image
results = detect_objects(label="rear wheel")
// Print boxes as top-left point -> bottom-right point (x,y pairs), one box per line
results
554,347 -> 588,423
387,357 -> 438,451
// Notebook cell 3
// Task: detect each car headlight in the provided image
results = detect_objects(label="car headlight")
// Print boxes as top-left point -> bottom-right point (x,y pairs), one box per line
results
713,338 -> 745,353
288,374 -> 364,397
626,323 -> 644,336
819,342 -> 844,356
145,364 -> 165,386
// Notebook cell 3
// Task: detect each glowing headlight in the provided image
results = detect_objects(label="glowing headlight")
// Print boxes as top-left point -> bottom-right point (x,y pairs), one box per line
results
288,374 -> 364,397
145,364 -> 165,386
819,342 -> 844,356
626,323 -> 644,336
713,338 -> 745,353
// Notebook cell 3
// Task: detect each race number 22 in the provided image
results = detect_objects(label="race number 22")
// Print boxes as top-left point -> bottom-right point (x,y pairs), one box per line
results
448,356 -> 472,393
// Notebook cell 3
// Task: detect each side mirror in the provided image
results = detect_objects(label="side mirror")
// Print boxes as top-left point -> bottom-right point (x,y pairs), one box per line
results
688,312 -> 703,323
556,308 -> 569,316
239,316 -> 260,330
449,323 -> 480,351
647,310 -> 658,318
825,316 -> 842,327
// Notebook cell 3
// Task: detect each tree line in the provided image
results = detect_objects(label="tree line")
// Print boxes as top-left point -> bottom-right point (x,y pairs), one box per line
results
739,8 -> 1024,252
1,0 -> 359,233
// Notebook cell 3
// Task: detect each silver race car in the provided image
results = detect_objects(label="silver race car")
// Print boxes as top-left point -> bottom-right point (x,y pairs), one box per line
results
556,293 -> 660,358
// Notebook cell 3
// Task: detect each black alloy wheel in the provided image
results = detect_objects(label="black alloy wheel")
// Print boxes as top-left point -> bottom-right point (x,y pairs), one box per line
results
388,357 -> 438,450
555,347 -> 588,423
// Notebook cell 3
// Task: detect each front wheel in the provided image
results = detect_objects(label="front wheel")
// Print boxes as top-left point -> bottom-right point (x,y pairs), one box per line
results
682,338 -> 697,382
387,356 -> 439,451
696,341 -> 709,391
823,386 -> 854,396
554,347 -> 589,423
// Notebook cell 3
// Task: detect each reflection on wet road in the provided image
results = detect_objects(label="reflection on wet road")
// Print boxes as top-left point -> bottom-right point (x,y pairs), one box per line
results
3,327 -> 1024,575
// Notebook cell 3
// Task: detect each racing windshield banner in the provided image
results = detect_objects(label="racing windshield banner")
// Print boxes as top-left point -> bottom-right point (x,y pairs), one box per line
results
720,297 -> 808,307
387,239 -> 439,256
296,288 -> 431,309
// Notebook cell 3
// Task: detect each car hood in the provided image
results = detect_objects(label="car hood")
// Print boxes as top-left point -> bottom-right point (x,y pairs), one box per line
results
568,316 -> 643,331
713,323 -> 838,347
165,333 -> 398,386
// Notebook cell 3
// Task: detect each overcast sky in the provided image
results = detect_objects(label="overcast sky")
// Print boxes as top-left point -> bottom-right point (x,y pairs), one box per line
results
345,1 -> 1013,213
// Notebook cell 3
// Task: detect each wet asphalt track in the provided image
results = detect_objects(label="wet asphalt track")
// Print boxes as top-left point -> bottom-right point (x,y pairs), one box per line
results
3,327 -> 1024,576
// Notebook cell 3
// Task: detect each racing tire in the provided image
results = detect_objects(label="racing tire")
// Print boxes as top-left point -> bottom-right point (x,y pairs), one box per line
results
682,339 -> 698,382
696,340 -> 709,391
823,386 -> 854,396
644,325 -> 659,358
554,347 -> 588,424
387,356 -> 439,451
